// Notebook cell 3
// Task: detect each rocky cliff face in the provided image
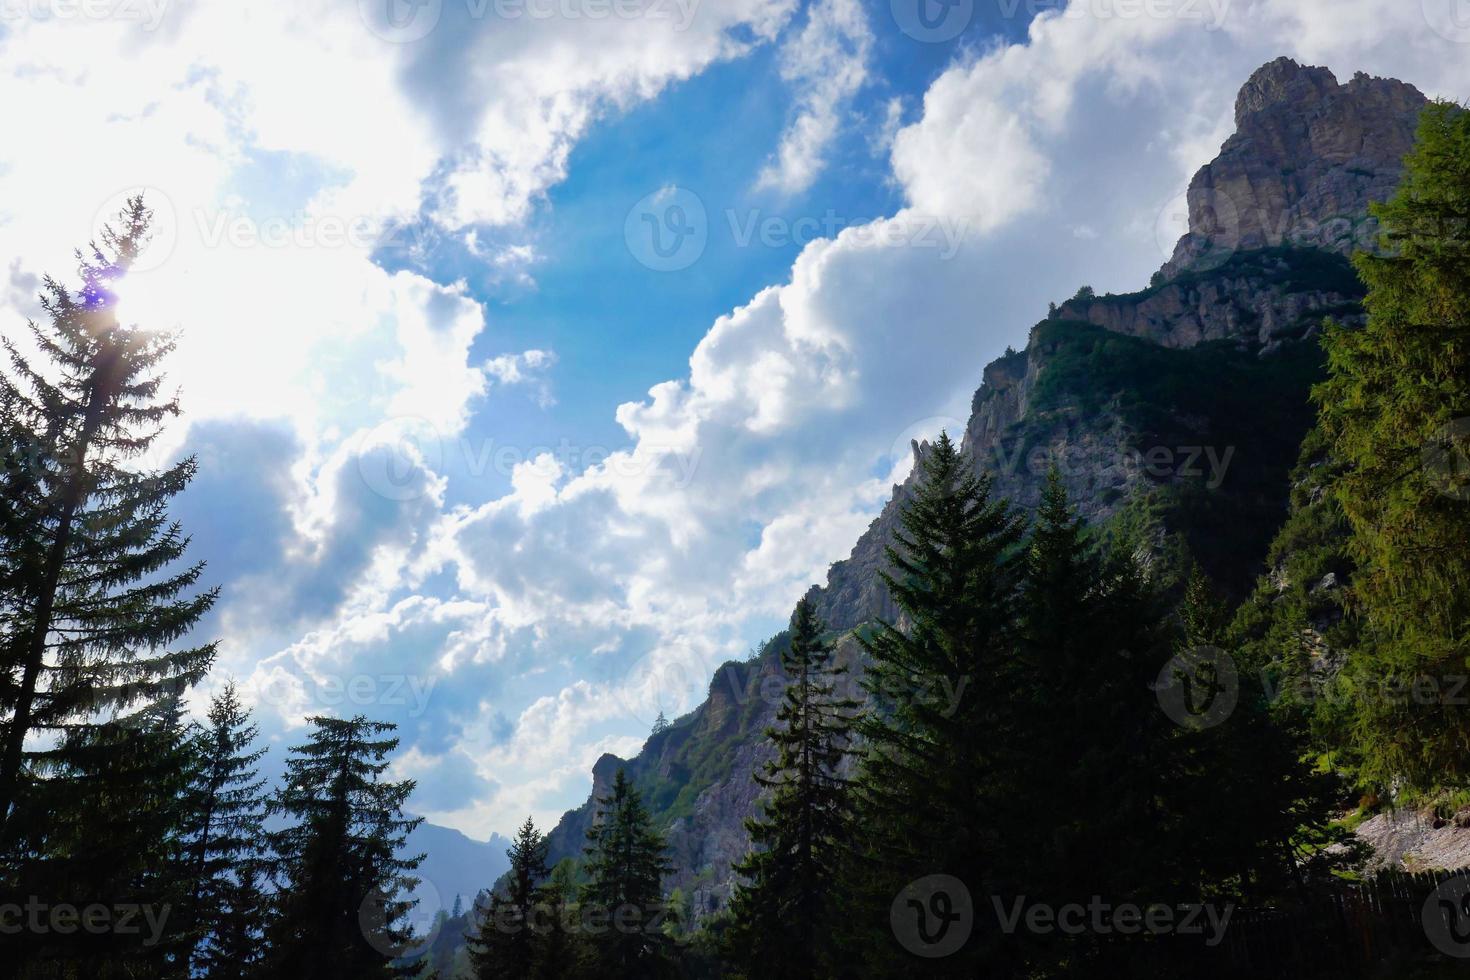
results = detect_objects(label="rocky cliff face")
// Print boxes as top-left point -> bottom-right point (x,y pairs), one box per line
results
1052,250 -> 1363,351
535,59 -> 1429,923
540,637 -> 868,914
1164,57 -> 1426,277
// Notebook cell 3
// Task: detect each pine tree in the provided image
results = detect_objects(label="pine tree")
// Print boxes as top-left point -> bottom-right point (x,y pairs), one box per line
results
1315,101 -> 1470,792
998,473 -> 1180,969
581,768 -> 673,980
534,859 -> 580,980
1018,474 -> 1177,878
265,715 -> 425,979
726,597 -> 856,979
466,815 -> 549,979
180,683 -> 271,978
208,863 -> 272,978
849,431 -> 1024,973
1174,564 -> 1355,904
0,196 -> 216,976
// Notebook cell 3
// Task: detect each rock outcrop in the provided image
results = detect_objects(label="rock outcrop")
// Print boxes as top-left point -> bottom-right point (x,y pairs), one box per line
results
1355,809 -> 1470,872
1164,58 -> 1426,277
1051,250 -> 1364,350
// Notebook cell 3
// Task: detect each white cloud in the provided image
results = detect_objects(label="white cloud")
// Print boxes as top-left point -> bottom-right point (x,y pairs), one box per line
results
755,0 -> 873,194
483,349 -> 558,407
415,0 -> 802,227
869,95 -> 906,154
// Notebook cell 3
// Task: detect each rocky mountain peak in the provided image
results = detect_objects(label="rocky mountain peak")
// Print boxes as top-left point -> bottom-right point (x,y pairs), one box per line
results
590,751 -> 626,799
1165,58 -> 1427,278
1233,57 -> 1339,126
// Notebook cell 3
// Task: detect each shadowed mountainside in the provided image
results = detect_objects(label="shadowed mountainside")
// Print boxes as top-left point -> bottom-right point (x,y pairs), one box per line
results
515,58 -> 1429,922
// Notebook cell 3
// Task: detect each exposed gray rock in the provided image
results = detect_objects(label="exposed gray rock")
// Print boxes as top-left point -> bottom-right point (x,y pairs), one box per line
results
1052,265 -> 1359,350
1355,809 -> 1470,872
1164,58 -> 1427,278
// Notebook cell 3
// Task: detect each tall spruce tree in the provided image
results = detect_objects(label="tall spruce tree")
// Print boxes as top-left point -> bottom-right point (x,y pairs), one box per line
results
0,197 -> 216,976
207,863 -> 271,979
535,859 -> 580,980
466,815 -> 549,979
726,597 -> 856,979
1000,473 -> 1178,970
581,768 -> 673,980
180,683 -> 270,978
1315,101 -> 1470,793
849,431 -> 1024,974
265,714 -> 425,979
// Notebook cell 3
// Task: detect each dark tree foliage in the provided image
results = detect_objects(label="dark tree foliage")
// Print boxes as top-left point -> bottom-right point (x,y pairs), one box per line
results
1160,562 -> 1351,906
265,714 -> 425,980
1001,473 -> 1180,964
581,768 -> 674,980
1012,478 -> 1346,949
847,431 -> 1024,975
1315,101 -> 1470,793
466,815 -> 549,979
1231,426 -> 1363,768
206,864 -> 271,980
180,683 -> 271,978
726,596 -> 856,979
0,197 -> 216,977
534,859 -> 580,980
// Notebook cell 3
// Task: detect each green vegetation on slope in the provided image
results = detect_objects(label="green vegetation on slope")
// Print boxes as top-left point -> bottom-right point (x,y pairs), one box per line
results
1025,315 -> 1333,595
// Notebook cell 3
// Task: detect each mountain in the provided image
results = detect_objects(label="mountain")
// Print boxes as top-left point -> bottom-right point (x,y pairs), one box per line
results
409,821 -> 512,914
532,58 -> 1429,921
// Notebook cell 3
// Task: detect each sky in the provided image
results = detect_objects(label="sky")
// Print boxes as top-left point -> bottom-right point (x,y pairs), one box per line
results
2,0 -> 1470,841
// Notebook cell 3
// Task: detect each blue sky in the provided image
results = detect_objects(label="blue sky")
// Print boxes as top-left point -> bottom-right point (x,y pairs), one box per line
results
2,0 -> 1468,854
399,3 -> 1034,496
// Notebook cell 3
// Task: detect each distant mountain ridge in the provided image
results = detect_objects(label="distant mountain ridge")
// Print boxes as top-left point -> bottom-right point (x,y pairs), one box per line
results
410,822 -> 512,913
522,58 -> 1429,921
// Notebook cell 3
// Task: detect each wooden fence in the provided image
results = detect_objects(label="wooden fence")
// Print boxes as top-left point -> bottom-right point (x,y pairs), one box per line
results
1096,869 -> 1469,977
